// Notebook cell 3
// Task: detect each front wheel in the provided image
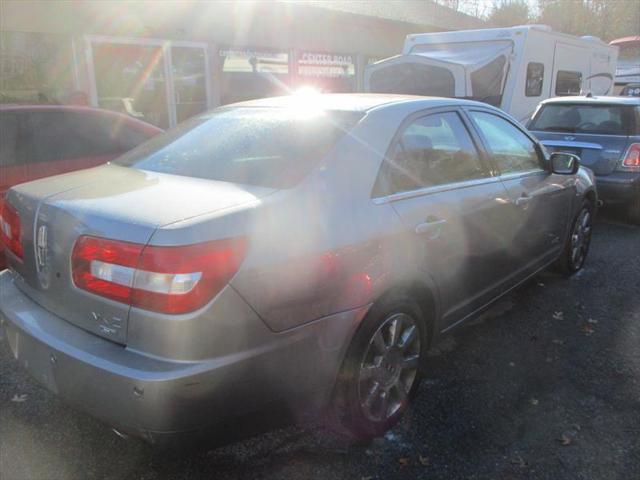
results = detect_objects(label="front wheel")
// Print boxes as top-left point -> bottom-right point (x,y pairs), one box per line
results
333,294 -> 428,440
556,200 -> 594,275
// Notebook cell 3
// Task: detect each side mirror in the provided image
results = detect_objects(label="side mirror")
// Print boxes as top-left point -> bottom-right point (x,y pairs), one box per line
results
549,152 -> 580,175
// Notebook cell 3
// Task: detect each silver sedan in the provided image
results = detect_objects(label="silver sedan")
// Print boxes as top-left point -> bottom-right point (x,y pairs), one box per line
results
0,94 -> 596,445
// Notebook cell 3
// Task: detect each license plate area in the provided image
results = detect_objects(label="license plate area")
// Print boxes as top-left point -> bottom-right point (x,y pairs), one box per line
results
5,323 -> 59,394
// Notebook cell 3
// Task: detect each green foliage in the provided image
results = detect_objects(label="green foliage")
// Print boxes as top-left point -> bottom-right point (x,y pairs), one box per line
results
488,1 -> 531,27
532,0 -> 638,41
440,0 -> 639,41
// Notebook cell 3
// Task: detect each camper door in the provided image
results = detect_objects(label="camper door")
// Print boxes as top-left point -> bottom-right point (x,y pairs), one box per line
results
365,55 -> 466,98
551,43 -> 590,96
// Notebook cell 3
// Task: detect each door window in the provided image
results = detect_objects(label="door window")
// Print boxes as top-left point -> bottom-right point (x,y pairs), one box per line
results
218,47 -> 290,105
92,43 -> 170,128
171,47 -> 208,123
525,62 -> 544,97
555,71 -> 582,96
469,111 -> 542,174
27,112 -> 132,163
377,111 -> 487,195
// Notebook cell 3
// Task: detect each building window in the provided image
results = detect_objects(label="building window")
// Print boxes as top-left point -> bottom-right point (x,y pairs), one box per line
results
218,47 -> 290,105
0,32 -> 75,104
555,71 -> 582,96
297,51 -> 356,93
525,62 -> 544,97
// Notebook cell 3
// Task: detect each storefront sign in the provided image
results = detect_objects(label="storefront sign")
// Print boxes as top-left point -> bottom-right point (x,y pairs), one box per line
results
298,51 -> 355,78
219,48 -> 289,74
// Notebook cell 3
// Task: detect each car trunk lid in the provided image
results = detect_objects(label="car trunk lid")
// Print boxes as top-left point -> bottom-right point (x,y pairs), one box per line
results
6,164 -> 274,345
534,132 -> 630,175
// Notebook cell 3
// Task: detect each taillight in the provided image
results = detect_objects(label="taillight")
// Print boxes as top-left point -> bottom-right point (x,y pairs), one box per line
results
619,143 -> 640,171
0,202 -> 24,260
72,236 -> 247,314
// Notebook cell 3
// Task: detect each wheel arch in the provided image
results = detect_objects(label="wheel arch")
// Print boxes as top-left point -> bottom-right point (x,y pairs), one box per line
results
364,278 -> 440,349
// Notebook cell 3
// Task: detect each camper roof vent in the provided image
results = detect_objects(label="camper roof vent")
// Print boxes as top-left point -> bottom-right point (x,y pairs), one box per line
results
581,35 -> 605,43
526,24 -> 553,32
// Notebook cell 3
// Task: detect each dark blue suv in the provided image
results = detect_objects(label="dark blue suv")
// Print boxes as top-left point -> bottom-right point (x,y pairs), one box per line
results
529,96 -> 640,224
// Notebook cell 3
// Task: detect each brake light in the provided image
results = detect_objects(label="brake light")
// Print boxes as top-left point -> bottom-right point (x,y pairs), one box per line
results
620,143 -> 640,171
0,202 -> 24,260
72,236 -> 247,314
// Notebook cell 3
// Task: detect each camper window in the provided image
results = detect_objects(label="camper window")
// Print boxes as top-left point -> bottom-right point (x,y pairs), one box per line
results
368,64 -> 455,97
555,71 -> 582,96
525,63 -> 544,97
470,56 -> 506,106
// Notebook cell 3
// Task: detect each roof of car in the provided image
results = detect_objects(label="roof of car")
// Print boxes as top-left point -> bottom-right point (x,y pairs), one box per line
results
228,93 -> 485,112
540,95 -> 640,106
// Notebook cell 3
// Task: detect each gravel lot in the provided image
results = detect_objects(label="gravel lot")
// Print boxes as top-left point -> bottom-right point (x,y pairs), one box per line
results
1,209 -> 639,480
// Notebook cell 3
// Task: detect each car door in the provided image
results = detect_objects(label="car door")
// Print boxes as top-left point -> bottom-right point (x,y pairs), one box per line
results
373,108 -> 517,327
466,109 -> 574,273
0,111 -> 28,268
0,111 -> 29,201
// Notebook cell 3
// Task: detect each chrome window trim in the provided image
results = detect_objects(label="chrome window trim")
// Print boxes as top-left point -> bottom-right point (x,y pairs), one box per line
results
372,176 -> 502,205
498,169 -> 547,181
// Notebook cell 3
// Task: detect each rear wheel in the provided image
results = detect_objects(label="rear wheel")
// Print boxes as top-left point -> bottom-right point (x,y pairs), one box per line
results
333,293 -> 428,440
556,200 -> 593,275
627,192 -> 640,225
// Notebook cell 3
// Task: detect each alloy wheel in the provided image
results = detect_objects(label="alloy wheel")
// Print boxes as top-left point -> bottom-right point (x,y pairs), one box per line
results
357,312 -> 421,422
570,208 -> 592,270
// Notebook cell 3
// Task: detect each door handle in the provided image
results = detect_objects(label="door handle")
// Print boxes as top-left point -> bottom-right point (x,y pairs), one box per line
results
415,218 -> 447,238
515,194 -> 533,207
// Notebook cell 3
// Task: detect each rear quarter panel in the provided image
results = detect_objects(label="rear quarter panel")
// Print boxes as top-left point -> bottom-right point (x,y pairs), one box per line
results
226,104 -> 443,332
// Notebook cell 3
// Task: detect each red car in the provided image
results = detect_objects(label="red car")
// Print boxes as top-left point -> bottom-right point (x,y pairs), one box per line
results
0,105 -> 162,269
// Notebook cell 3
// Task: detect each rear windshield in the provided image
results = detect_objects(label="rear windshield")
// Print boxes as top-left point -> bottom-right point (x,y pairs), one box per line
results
114,107 -> 363,188
529,104 -> 633,135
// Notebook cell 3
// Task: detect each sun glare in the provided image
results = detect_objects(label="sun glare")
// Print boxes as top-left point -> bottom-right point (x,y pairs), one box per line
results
288,87 -> 325,118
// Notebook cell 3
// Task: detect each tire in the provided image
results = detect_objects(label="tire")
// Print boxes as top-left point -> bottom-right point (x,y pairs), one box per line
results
627,192 -> 640,225
332,292 -> 429,441
555,200 -> 594,275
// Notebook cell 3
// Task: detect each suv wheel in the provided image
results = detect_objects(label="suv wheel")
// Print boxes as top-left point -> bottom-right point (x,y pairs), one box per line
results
333,293 -> 428,440
556,200 -> 593,275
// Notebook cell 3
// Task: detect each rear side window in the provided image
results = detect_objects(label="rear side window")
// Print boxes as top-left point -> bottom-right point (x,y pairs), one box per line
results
377,111 -> 486,195
525,62 -> 544,97
0,113 -> 21,167
115,107 -> 363,188
26,112 -> 139,163
529,104 -> 631,135
555,71 -> 582,96
469,111 -> 542,174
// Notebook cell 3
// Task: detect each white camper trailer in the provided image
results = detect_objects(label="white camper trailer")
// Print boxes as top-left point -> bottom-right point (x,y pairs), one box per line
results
365,25 -> 617,122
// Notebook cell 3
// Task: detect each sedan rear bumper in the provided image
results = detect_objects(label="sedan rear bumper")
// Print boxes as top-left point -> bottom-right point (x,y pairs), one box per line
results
595,172 -> 640,204
0,270 -> 365,443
